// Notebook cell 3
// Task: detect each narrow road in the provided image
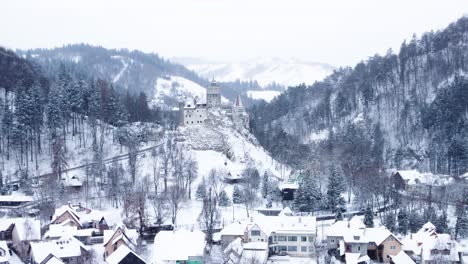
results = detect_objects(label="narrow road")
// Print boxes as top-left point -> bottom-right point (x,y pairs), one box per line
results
7,141 -> 164,184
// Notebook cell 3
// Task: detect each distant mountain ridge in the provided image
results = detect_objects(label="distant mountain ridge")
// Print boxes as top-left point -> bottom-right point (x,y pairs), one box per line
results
18,45 -> 287,108
172,57 -> 335,88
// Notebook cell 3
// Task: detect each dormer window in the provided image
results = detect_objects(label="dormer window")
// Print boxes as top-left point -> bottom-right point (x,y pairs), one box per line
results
354,236 -> 359,240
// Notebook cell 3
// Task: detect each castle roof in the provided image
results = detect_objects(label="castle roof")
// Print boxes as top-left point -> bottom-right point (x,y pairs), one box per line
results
234,95 -> 243,107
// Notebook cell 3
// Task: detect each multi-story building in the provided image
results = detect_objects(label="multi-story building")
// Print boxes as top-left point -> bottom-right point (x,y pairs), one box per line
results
243,215 -> 317,257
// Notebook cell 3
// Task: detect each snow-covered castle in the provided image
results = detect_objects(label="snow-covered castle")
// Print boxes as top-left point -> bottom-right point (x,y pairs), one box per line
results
178,79 -> 249,129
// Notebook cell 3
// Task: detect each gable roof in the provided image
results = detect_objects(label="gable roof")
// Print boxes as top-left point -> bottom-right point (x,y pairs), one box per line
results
103,224 -> 138,248
13,218 -> 41,241
389,251 -> 415,264
365,227 -> 402,245
30,235 -> 88,263
40,254 -> 65,264
106,244 -> 146,264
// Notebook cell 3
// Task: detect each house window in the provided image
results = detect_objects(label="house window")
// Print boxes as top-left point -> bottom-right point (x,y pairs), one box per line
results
442,249 -> 450,255
278,246 -> 287,252
301,236 -> 307,242
301,246 -> 307,252
251,230 -> 261,236
273,236 -> 277,242
287,236 -> 297,242
278,236 -> 287,241
287,246 -> 297,252
308,236 -> 314,242
390,246 -> 396,250
331,239 -> 335,243
308,246 -> 313,252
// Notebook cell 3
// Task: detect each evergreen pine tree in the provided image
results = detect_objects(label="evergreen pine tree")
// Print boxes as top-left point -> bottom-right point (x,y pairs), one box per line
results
326,166 -> 346,211
293,175 -> 322,212
435,211 -> 449,234
408,211 -> 424,233
195,177 -> 206,200
233,185 -> 243,204
364,207 -> 374,227
335,208 -> 344,221
455,203 -> 468,239
261,172 -> 269,198
397,208 -> 409,235
384,212 -> 397,232
219,190 -> 231,207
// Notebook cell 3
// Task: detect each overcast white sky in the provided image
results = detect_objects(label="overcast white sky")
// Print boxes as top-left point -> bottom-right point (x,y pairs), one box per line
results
2,0 -> 468,66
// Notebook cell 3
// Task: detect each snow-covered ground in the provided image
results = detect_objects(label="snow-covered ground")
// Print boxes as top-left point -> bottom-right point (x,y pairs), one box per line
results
247,90 -> 281,103
172,57 -> 335,87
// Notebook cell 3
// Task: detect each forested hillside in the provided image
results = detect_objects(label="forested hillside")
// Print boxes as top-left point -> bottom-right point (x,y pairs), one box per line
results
250,16 -> 468,177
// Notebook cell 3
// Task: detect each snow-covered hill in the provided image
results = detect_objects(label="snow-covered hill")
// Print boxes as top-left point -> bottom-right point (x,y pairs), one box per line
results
172,57 -> 335,87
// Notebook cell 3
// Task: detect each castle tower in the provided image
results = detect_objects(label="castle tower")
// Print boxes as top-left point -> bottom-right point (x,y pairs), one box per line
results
232,95 -> 249,130
206,79 -> 221,108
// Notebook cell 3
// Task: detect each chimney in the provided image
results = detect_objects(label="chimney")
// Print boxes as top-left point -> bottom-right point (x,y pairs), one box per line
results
250,216 -> 253,223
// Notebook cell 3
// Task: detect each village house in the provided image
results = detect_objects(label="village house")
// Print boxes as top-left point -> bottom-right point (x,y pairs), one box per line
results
51,203 -> 110,232
105,244 -> 146,264
11,218 -> 41,258
401,222 -> 463,264
29,235 -> 89,264
219,222 -> 245,247
243,214 -> 316,257
103,223 -> 139,259
326,216 -> 406,264
0,195 -> 34,208
152,229 -> 206,264
391,170 -> 454,197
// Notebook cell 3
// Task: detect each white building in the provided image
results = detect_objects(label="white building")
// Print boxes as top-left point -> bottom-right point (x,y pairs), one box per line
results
206,79 -> 221,108
244,215 -> 317,257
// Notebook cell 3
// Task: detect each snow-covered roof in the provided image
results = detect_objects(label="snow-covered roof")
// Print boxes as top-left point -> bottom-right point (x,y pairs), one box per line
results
348,216 -> 365,229
421,234 -> 460,262
278,207 -> 293,216
106,244 -> 146,264
220,222 -> 246,236
247,215 -> 316,236
152,230 -> 205,262
243,242 -> 267,250
327,217 -> 365,238
278,182 -> 298,190
401,236 -> 420,253
0,218 -> 19,231
62,175 -> 82,187
103,224 -> 138,248
41,254 -> 65,264
224,237 -> 243,255
395,170 -> 453,186
30,235 -> 87,263
44,224 -> 78,239
13,218 -> 41,241
389,251 -> 415,264
0,195 -> 34,203
365,226 -> 400,246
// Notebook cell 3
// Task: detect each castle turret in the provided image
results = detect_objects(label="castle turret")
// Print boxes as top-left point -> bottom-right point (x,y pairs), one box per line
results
206,79 -> 221,108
